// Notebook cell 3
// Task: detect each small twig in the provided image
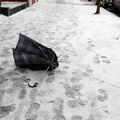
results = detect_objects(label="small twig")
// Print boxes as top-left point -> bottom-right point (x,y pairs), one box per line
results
92,77 -> 120,89
58,54 -> 62,58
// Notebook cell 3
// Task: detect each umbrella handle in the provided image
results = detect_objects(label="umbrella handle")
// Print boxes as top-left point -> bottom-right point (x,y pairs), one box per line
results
28,66 -> 50,88
28,82 -> 38,88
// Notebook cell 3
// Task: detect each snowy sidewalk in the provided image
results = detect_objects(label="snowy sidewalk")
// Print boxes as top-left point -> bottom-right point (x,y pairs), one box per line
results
0,0 -> 120,120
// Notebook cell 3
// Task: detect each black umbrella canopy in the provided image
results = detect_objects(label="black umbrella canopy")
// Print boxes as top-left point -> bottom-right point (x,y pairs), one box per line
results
13,34 -> 59,70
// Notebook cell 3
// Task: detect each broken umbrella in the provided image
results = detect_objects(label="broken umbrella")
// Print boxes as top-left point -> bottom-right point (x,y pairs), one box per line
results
13,34 -> 59,87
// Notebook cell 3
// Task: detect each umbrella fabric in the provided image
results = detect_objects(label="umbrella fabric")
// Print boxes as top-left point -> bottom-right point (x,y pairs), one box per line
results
13,34 -> 59,70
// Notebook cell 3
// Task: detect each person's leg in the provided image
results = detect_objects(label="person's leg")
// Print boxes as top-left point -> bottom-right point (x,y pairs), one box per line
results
0,0 -> 1,14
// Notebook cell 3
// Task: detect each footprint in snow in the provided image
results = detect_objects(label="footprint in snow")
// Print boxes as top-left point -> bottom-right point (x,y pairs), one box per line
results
67,100 -> 77,108
87,39 -> 95,50
93,54 -> 111,64
97,89 -> 108,102
71,115 -> 83,120
93,56 -> 100,64
101,56 -> 111,64
52,114 -> 66,120
25,103 -> 40,120
46,76 -> 55,83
